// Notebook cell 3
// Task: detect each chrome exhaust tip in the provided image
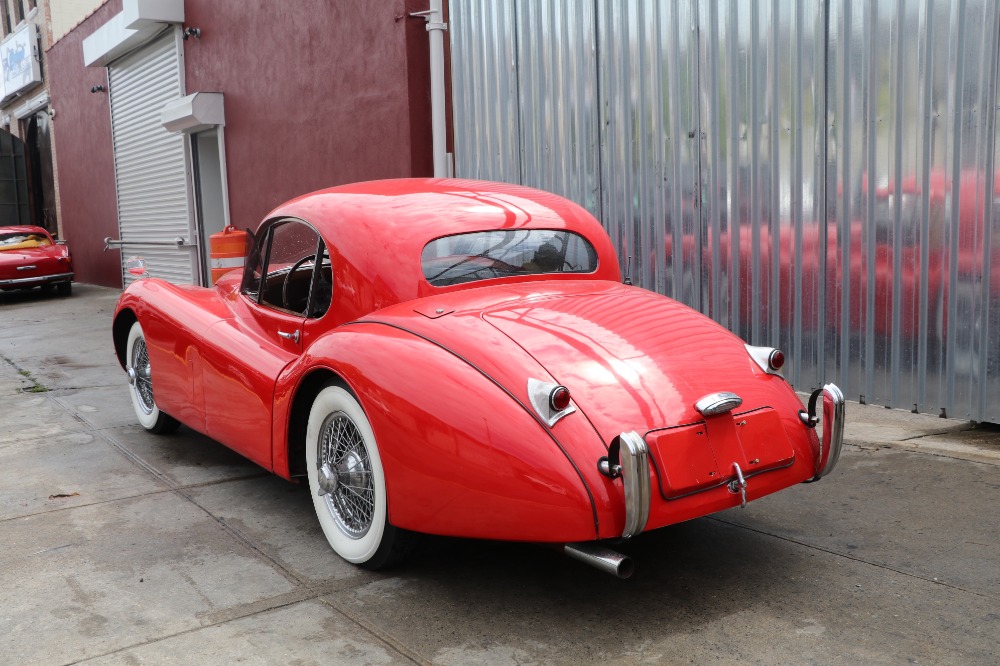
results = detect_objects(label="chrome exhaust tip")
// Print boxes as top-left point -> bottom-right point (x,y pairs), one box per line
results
564,542 -> 634,579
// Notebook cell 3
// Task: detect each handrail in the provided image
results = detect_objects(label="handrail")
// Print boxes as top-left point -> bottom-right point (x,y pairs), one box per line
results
103,237 -> 190,252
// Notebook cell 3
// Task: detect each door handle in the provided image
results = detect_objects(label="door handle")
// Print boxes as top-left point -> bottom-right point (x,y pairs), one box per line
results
278,329 -> 300,343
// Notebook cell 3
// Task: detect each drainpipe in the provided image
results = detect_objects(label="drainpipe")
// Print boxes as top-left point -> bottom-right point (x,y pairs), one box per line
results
413,0 -> 448,178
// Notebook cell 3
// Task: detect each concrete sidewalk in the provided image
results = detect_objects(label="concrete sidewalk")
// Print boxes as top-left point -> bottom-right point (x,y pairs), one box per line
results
2,283 -> 998,665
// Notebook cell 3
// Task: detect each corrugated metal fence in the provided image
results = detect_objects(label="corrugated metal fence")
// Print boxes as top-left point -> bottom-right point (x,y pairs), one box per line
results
451,0 -> 1000,422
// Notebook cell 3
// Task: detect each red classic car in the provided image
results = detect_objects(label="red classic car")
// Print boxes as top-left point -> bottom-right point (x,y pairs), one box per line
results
0,225 -> 73,295
112,179 -> 844,577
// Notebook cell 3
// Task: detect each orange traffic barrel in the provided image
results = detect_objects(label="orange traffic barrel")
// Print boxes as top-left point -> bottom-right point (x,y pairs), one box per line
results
209,226 -> 247,284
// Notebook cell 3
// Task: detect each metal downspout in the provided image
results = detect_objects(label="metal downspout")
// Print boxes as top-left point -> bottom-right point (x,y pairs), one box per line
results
414,0 -> 449,178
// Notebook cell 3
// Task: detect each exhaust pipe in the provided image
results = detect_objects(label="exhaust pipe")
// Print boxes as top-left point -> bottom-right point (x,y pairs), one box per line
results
564,542 -> 634,579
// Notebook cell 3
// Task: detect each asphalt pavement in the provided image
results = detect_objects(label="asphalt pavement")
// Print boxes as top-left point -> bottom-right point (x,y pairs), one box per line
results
1,283 -> 998,665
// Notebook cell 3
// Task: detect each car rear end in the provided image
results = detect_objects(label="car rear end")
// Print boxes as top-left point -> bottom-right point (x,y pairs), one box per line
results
0,227 -> 73,292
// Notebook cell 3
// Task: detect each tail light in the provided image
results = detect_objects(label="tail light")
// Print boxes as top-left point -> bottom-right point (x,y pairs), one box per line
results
745,344 -> 785,376
528,378 -> 576,427
549,386 -> 571,412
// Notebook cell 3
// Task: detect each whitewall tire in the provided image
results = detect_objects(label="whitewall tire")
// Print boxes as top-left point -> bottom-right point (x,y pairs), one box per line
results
306,383 -> 411,568
125,321 -> 179,434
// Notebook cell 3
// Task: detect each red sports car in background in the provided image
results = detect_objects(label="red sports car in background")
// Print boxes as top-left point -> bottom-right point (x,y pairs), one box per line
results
0,225 -> 74,296
112,179 -> 845,577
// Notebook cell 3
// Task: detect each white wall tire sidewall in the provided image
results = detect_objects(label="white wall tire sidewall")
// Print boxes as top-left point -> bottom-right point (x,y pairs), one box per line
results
306,386 -> 387,564
126,322 -> 161,430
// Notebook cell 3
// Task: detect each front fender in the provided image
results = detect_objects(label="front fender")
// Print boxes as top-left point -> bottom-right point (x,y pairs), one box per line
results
113,280 -> 230,432
277,322 -> 607,543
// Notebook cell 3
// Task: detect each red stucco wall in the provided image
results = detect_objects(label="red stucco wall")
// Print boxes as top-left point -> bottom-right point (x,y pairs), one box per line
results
46,0 -> 124,288
46,0 -> 436,287
183,0 -> 433,229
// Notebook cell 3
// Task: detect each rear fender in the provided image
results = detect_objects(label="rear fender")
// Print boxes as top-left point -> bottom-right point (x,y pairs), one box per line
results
277,323 -> 604,543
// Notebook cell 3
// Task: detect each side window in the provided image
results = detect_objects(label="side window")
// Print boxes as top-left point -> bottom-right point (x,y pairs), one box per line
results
244,219 -> 332,318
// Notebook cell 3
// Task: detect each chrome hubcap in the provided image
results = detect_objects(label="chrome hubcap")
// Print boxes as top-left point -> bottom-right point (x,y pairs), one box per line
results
317,412 -> 374,539
317,463 -> 339,495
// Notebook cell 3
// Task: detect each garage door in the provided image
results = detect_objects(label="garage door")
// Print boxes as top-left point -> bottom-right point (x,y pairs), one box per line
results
108,29 -> 196,286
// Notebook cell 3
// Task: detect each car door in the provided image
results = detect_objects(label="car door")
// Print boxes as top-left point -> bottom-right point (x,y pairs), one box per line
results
200,218 -> 330,469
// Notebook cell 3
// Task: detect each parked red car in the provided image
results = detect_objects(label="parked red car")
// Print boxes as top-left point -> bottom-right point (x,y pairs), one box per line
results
112,179 -> 844,577
0,225 -> 73,295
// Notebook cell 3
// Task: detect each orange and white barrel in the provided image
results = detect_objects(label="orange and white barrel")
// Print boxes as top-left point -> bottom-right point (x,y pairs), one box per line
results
209,226 -> 247,284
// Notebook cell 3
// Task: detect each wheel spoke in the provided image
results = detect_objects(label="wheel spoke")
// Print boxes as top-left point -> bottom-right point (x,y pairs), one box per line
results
130,337 -> 155,415
319,411 -> 376,538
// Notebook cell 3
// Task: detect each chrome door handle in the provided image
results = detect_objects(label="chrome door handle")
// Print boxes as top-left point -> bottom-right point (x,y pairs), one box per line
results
277,330 -> 300,343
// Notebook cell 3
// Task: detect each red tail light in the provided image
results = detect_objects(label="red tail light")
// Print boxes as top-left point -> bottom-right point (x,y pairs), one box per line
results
549,386 -> 571,412
768,349 -> 785,371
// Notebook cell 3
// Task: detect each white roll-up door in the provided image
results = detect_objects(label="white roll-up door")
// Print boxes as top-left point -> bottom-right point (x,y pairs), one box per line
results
109,30 -> 196,286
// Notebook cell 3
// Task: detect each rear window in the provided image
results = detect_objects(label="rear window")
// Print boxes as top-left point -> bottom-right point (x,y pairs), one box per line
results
0,232 -> 51,251
422,230 -> 599,287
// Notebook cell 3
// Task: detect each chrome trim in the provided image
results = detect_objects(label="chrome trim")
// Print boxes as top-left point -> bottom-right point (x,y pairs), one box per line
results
0,272 -> 73,287
598,457 -> 621,478
815,383 -> 846,480
526,377 -> 576,427
617,431 -> 650,538
316,462 -> 338,496
694,391 -> 743,416
564,542 -> 634,579
16,265 -> 37,271
728,462 -> 748,508
277,329 -> 300,343
744,344 -> 783,376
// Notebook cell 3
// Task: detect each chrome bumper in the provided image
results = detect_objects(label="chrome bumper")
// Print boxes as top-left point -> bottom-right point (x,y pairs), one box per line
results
803,383 -> 846,481
0,271 -> 74,287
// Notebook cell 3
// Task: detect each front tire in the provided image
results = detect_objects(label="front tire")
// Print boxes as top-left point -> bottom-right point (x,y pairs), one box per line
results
125,321 -> 180,434
306,383 -> 412,569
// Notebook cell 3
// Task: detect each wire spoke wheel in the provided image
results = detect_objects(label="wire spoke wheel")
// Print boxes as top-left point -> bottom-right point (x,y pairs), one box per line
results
124,321 -> 179,434
130,335 -> 155,415
320,412 -> 376,538
306,383 -> 413,569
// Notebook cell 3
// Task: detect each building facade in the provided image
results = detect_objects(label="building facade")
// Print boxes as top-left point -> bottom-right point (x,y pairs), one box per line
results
0,0 -> 56,234
46,0 -> 437,287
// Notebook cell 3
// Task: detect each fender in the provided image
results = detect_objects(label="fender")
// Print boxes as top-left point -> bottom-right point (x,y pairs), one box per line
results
274,323 -> 616,543
113,280 -> 233,434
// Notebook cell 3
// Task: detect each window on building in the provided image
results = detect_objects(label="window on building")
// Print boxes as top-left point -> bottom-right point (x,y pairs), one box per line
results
13,0 -> 23,24
1,2 -> 12,36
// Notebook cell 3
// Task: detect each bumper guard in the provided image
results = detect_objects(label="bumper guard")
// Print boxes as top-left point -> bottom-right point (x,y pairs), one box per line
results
602,431 -> 651,538
801,383 -> 846,481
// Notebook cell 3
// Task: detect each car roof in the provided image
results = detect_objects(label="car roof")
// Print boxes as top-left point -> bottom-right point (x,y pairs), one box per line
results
268,178 -> 606,239
261,178 -> 621,319
0,225 -> 51,235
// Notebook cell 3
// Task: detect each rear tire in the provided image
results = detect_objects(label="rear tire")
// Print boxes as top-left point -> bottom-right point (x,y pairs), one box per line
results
56,281 -> 72,296
125,322 -> 180,434
306,383 -> 413,569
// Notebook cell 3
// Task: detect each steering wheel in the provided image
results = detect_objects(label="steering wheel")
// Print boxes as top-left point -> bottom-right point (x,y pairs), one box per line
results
282,254 -> 316,312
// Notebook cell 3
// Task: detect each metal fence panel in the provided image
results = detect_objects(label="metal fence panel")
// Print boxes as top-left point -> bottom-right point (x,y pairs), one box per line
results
450,0 -> 521,183
450,0 -> 1000,422
516,0 -> 601,214
826,0 -> 1000,420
